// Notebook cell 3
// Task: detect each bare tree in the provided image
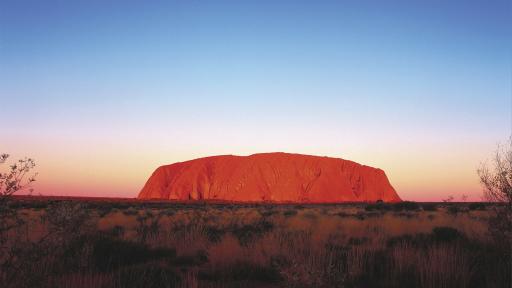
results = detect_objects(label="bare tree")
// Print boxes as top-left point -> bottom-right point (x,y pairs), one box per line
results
442,195 -> 454,203
0,153 -> 37,234
478,138 -> 512,245
478,140 -> 512,205
0,154 -> 38,287
0,154 -> 95,287
0,154 -> 37,209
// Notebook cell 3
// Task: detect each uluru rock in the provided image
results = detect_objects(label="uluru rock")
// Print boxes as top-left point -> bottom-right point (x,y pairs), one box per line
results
138,153 -> 401,203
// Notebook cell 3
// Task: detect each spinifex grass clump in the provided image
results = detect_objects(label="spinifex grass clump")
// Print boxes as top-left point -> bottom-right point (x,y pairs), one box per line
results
283,209 -> 298,217
92,236 -> 176,271
231,218 -> 274,246
365,202 -> 392,211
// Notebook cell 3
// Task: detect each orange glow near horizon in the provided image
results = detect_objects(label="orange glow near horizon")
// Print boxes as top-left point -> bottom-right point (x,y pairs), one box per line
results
5,134 -> 491,202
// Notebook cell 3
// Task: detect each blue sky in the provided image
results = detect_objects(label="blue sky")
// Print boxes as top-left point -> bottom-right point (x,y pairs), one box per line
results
0,0 -> 510,200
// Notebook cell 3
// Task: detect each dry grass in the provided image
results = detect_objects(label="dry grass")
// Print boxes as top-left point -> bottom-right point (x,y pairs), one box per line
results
1,200 -> 510,288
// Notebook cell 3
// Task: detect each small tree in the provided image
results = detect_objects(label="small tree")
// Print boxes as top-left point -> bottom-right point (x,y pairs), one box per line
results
477,138 -> 512,245
0,154 -> 37,209
442,195 -> 454,203
0,154 -> 37,286
0,153 -> 37,235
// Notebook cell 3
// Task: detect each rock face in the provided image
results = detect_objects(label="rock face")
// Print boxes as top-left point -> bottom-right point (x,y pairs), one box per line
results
138,153 -> 401,203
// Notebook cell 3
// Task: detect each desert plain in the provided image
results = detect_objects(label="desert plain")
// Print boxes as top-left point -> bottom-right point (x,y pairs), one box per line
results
2,197 -> 509,288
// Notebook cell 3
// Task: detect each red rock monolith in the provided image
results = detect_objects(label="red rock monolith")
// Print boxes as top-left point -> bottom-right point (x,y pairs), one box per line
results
138,153 -> 401,203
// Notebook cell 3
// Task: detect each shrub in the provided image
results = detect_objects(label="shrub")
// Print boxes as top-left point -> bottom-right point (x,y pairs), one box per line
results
336,211 -> 350,217
259,209 -> 277,217
432,227 -> 463,242
421,203 -> 437,211
123,207 -> 139,216
163,208 -> 175,216
171,250 -> 208,267
44,201 -> 94,245
468,202 -> 486,211
232,219 -> 274,246
92,237 -> 176,271
393,201 -> 420,211
98,206 -> 113,218
365,202 -> 391,211
135,211 -> 162,242
283,209 -> 298,217
204,226 -> 226,243
107,225 -> 125,238
447,205 -> 460,214
354,212 -> 366,220
478,138 -> 512,247
387,227 -> 463,247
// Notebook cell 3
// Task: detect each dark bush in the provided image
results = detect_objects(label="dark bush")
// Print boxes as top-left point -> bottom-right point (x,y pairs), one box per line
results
396,212 -> 415,218
232,219 -> 274,246
171,250 -> 209,267
393,201 -> 420,211
386,227 -> 463,247
205,226 -> 226,243
421,203 -> 437,211
283,209 -> 298,217
117,262 -> 181,288
447,205 -> 460,214
336,211 -> 350,217
92,237 -> 176,271
259,209 -> 278,217
122,207 -> 139,216
468,202 -> 486,211
432,227 -> 463,242
98,206 -> 113,217
106,225 -> 125,238
348,250 -> 413,288
354,212 -> 366,220
365,202 -> 391,211
136,212 -> 162,242
163,209 -> 175,216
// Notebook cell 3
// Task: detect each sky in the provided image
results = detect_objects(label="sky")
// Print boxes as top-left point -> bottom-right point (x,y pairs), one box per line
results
0,0 -> 510,201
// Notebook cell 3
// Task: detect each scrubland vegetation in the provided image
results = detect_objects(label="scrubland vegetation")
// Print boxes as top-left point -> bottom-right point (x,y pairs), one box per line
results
1,199 -> 510,288
2,141 -> 511,288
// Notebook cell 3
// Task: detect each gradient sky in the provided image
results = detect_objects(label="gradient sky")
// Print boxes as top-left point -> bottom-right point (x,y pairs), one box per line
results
1,0 -> 510,201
